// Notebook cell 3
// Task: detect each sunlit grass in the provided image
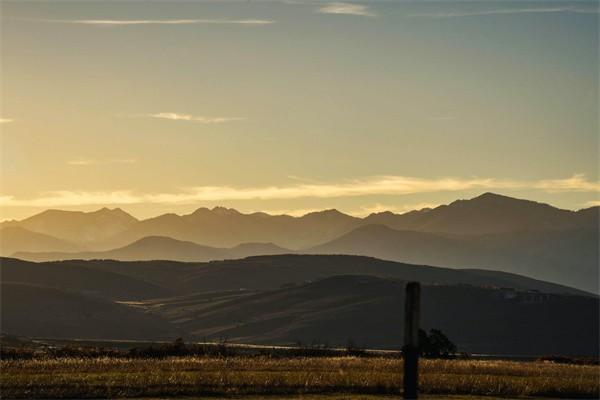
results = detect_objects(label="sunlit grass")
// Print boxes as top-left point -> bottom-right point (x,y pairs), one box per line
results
1,357 -> 598,399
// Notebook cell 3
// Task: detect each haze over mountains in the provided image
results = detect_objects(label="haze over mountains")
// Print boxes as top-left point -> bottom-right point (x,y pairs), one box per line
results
2,193 -> 597,354
2,193 -> 598,292
14,236 -> 288,263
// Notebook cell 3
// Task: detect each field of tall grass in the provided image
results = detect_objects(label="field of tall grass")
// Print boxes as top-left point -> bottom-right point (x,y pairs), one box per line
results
2,356 -> 598,399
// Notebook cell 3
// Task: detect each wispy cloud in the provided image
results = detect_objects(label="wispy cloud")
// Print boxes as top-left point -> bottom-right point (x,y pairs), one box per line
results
40,18 -> 274,26
1,174 -> 598,208
583,200 -> 600,208
409,6 -> 598,18
67,159 -> 137,166
148,113 -> 244,124
318,2 -> 376,17
535,174 -> 600,193
0,118 -> 14,124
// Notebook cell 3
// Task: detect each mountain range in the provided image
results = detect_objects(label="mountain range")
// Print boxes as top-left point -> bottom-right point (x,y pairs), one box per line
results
2,193 -> 598,292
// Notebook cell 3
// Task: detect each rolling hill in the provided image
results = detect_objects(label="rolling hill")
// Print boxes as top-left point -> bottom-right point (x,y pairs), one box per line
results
137,275 -> 598,356
1,282 -> 178,340
0,255 -> 588,301
1,256 -> 594,355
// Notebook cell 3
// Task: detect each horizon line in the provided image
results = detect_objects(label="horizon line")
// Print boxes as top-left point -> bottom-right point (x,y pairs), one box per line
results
2,191 -> 597,223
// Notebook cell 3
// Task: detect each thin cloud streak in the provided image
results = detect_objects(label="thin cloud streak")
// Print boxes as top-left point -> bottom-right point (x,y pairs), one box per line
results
149,113 -> 245,124
40,18 -> 275,26
535,174 -> 600,193
583,200 -> 600,207
318,2 -> 376,17
67,159 -> 137,166
409,6 -> 598,18
0,118 -> 14,124
1,174 -> 598,208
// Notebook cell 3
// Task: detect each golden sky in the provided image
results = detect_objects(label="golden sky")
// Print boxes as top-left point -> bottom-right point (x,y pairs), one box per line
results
1,1 -> 598,220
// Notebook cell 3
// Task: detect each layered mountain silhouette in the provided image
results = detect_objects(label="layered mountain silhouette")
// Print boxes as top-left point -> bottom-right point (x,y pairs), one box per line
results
98,207 -> 361,249
0,226 -> 82,256
365,192 -> 598,234
15,236 -> 288,262
308,224 -> 599,293
1,207 -> 138,246
2,193 -> 598,292
3,193 -> 596,251
1,256 -> 596,355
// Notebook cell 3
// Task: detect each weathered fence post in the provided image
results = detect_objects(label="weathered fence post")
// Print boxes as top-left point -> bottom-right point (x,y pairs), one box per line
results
403,281 -> 420,399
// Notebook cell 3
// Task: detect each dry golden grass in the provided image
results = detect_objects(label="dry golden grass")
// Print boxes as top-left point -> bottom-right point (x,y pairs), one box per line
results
1,356 -> 598,399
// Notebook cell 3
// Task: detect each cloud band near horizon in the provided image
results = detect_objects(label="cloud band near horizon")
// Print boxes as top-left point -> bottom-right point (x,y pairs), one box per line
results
0,174 -> 598,208
409,5 -> 598,18
35,18 -> 275,25
148,113 -> 244,124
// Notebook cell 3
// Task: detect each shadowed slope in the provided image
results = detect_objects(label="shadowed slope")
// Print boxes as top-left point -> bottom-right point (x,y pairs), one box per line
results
1,255 -> 587,298
140,275 -> 599,356
1,282 -> 178,340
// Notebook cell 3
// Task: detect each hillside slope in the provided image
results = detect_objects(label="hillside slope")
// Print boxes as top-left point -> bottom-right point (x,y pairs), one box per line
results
139,275 -> 599,356
309,225 -> 599,293
1,255 -> 588,298
1,282 -> 178,340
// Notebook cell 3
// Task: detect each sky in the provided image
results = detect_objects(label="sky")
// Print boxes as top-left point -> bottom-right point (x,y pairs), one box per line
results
0,0 -> 598,220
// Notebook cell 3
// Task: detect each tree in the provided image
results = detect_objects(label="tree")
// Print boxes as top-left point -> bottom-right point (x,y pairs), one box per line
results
418,328 -> 457,358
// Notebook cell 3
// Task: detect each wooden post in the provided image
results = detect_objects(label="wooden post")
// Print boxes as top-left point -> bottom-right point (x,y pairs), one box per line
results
403,281 -> 420,399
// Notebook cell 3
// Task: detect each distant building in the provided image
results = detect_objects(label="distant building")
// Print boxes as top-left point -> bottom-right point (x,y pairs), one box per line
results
496,288 -> 551,303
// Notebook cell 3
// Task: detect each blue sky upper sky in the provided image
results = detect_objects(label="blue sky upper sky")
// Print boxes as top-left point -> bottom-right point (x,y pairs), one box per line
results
0,0 -> 598,219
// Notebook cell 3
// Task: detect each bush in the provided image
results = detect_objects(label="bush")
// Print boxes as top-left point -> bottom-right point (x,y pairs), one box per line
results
418,329 -> 457,358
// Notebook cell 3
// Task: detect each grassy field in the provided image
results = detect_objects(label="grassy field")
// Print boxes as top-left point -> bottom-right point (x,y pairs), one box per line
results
1,356 -> 598,399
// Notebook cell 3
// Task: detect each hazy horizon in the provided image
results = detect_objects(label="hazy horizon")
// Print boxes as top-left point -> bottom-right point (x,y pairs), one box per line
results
1,0 -> 598,220
1,190 -> 598,223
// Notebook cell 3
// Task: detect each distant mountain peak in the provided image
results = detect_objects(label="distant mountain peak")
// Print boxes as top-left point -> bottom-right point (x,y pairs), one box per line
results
303,209 -> 349,218
190,207 -> 210,216
469,192 -> 548,205
476,192 -> 505,199
94,206 -> 136,216
367,211 -> 395,217
211,206 -> 241,215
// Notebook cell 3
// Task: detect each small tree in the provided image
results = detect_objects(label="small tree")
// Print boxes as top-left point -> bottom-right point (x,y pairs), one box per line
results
418,329 -> 456,358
